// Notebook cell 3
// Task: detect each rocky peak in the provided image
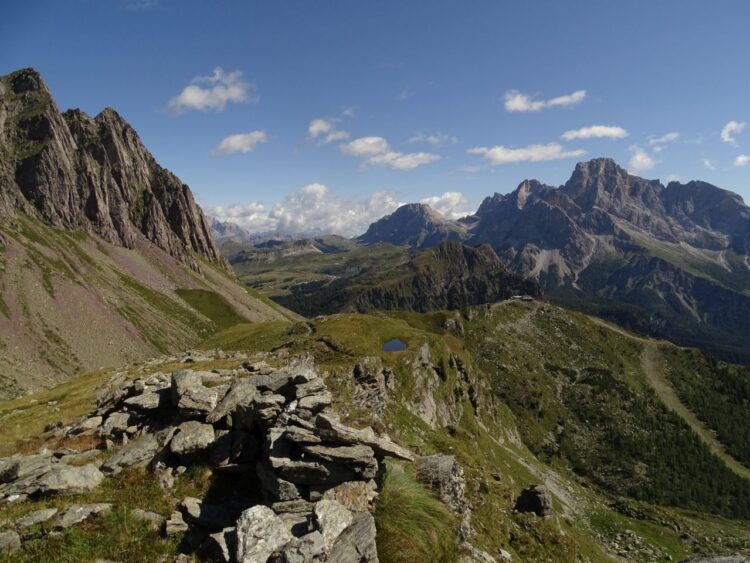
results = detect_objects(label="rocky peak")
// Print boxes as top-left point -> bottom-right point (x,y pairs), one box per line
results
0,67 -> 227,272
358,202 -> 467,249
562,158 -> 634,209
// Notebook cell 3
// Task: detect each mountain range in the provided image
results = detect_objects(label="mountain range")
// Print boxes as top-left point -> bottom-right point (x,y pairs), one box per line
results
359,159 -> 750,362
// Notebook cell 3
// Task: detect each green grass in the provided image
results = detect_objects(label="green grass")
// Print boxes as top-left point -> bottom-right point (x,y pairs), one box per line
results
374,463 -> 460,563
176,288 -> 247,330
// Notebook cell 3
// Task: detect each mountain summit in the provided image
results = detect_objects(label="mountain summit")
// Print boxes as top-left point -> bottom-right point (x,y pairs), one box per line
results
0,68 -> 225,272
358,202 -> 467,248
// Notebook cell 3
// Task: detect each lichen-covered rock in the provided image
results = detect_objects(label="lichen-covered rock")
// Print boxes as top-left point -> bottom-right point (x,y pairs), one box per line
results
169,421 -> 216,457
235,505 -> 292,563
35,463 -> 104,495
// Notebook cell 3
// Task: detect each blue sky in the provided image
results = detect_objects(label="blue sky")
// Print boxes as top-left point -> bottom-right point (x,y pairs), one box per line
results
2,0 -> 749,235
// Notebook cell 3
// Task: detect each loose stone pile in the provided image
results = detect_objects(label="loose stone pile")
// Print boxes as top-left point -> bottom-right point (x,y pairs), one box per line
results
1,358 -> 415,562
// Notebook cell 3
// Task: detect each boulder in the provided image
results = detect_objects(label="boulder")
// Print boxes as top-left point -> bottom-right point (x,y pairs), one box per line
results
415,454 -> 468,514
171,370 -> 203,406
170,421 -> 216,457
177,386 -> 220,418
326,512 -> 378,563
206,380 -> 257,428
514,485 -> 553,517
35,463 -> 104,495
297,391 -> 332,413
0,530 -> 21,553
251,372 -> 293,395
321,481 -> 377,513
55,503 -> 112,529
124,390 -> 164,411
314,499 -> 353,550
272,531 -> 325,563
100,412 -> 132,436
101,433 -> 160,474
235,505 -> 292,563
164,510 -> 189,536
315,413 -> 414,461
69,416 -> 103,435
130,508 -> 164,531
16,507 -> 58,528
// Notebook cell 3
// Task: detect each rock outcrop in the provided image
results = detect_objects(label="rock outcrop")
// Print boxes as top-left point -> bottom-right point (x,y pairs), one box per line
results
0,67 -> 227,272
514,484 -> 553,517
0,358 -> 414,561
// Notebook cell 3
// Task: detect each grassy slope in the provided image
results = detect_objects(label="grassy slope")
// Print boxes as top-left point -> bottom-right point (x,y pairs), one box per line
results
0,217 -> 292,398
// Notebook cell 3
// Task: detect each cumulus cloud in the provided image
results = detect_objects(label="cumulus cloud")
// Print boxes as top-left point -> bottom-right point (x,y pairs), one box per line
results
721,121 -> 746,146
467,143 -> 585,165
504,89 -> 586,112
211,131 -> 268,157
340,136 -> 440,171
702,158 -> 716,171
308,118 -> 350,144
168,67 -> 256,114
206,184 -> 404,236
628,146 -> 655,173
420,192 -> 473,219
561,125 -> 628,141
735,154 -> 750,167
408,131 -> 457,146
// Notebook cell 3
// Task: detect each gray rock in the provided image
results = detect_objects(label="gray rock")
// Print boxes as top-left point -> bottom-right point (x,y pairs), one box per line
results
204,527 -> 236,562
206,380 -> 257,428
235,505 -> 292,563
256,460 -> 300,501
460,543 -> 500,563
326,512 -> 378,563
315,413 -> 415,461
170,421 -> 216,457
16,507 -> 58,528
514,485 -> 553,517
164,510 -> 189,536
100,412 -> 132,435
180,497 -> 233,531
69,416 -> 103,435
251,372 -> 293,394
0,530 -> 21,553
35,463 -> 104,494
171,370 -> 203,407
59,449 -> 102,465
297,391 -> 332,413
101,433 -> 160,474
273,531 -> 325,563
415,454 -> 468,514
282,426 -> 322,445
124,390 -> 166,411
294,379 -> 326,399
681,558 -> 750,563
314,500 -> 353,550
321,481 -> 377,513
177,385 -> 220,418
131,508 -> 164,531
55,503 -> 112,529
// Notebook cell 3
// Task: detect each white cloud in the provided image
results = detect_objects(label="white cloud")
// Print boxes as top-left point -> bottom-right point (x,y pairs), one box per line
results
666,174 -> 681,183
211,131 -> 268,157
341,106 -> 355,117
702,158 -> 716,171
340,136 -> 440,171
206,184 -> 404,236
168,67 -> 256,114
735,154 -> 750,167
504,89 -> 586,112
307,118 -> 350,144
648,132 -> 680,146
408,131 -> 457,146
561,125 -> 628,141
628,146 -> 655,173
721,120 -> 746,146
420,192 -> 473,219
467,143 -> 585,165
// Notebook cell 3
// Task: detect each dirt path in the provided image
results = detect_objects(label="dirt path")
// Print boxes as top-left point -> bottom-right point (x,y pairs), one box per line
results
588,316 -> 750,481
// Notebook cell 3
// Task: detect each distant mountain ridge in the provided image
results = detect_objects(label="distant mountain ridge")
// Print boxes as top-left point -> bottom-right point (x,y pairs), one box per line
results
360,158 -> 750,361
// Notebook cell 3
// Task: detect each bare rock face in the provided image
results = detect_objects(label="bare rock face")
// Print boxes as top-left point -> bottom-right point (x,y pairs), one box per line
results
0,67 -> 227,272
